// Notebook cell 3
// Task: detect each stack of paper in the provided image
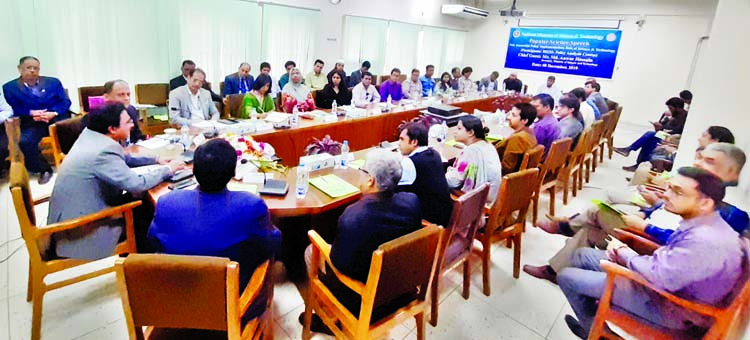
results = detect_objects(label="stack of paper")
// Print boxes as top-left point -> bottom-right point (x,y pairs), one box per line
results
136,138 -> 170,150
309,174 -> 360,198
264,112 -> 291,123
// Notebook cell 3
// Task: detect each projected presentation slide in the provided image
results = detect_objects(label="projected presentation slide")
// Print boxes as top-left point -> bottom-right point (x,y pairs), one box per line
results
504,27 -> 622,79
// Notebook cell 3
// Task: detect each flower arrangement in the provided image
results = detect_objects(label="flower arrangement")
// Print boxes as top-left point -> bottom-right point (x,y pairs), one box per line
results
228,135 -> 286,173
282,93 -> 316,113
492,93 -> 531,112
397,114 -> 441,135
304,134 -> 342,156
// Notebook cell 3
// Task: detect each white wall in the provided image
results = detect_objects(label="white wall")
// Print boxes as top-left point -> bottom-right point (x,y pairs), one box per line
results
674,0 -> 750,203
463,0 -> 716,125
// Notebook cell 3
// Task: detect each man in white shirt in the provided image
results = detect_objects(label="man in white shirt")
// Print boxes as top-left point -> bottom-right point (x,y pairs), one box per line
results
479,71 -> 500,91
570,87 -> 596,129
401,68 -> 423,100
537,75 -> 562,104
458,66 -> 476,93
168,68 -> 220,126
351,72 -> 380,108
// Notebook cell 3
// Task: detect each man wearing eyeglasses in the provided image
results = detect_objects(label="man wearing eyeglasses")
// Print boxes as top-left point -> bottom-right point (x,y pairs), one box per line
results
351,72 -> 380,108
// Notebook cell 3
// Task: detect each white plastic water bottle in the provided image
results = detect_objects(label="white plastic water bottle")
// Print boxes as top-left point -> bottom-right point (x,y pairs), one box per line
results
340,140 -> 350,168
250,107 -> 258,121
291,105 -> 299,127
440,121 -> 448,143
180,125 -> 190,149
296,161 -> 309,199
332,100 -> 338,115
386,94 -> 392,110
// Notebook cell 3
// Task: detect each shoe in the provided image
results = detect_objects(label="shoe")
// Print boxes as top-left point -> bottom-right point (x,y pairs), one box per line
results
613,147 -> 630,157
38,170 -> 53,185
564,315 -> 588,340
621,164 -> 638,172
625,177 -> 632,182
523,265 -> 557,284
535,215 -> 567,235
298,312 -> 334,336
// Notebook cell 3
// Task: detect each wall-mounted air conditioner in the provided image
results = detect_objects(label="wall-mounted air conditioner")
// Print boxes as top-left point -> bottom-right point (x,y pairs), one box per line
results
441,4 -> 489,19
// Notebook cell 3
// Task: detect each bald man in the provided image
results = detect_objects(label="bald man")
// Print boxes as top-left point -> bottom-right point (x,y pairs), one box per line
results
103,80 -> 143,142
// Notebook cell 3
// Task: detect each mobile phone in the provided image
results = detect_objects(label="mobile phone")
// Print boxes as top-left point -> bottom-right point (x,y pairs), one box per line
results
168,178 -> 196,190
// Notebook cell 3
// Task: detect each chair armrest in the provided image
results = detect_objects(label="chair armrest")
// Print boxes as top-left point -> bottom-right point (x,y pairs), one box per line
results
643,183 -> 666,193
33,194 -> 51,205
612,229 -> 660,255
240,260 -> 270,315
36,201 -> 142,236
421,219 -> 432,227
308,230 -> 365,294
599,261 -> 723,317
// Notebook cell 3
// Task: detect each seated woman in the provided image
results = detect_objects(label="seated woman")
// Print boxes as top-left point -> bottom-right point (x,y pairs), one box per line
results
434,72 -> 453,97
615,97 -> 687,171
557,95 -> 584,149
240,73 -> 275,119
315,70 -> 351,109
446,115 -> 503,203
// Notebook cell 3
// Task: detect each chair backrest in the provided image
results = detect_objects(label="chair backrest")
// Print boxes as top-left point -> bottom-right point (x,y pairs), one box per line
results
436,184 -> 490,270
311,90 -> 318,102
598,112 -> 612,139
486,168 -> 539,232
49,115 -> 86,166
224,94 -> 245,118
588,120 -> 606,152
569,128 -> 591,163
539,138 -> 573,182
220,81 -> 225,96
135,83 -> 169,106
5,117 -> 23,163
9,160 -> 53,266
611,106 -> 623,136
366,225 -> 442,311
116,254 -> 233,331
606,99 -> 619,112
520,144 -> 545,170
78,85 -> 106,113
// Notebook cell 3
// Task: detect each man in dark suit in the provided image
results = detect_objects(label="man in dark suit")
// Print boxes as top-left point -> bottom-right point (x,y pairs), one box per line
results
169,59 -> 222,102
102,79 -> 143,142
222,62 -> 254,97
2,56 -> 72,184
149,138 -> 280,320
398,122 -> 453,227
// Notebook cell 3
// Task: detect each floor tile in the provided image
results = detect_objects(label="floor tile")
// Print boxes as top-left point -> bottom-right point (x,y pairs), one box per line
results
72,319 -> 128,340
1,297 -> 9,340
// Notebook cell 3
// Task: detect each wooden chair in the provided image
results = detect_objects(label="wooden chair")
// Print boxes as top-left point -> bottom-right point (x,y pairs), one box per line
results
589,243 -> 750,340
531,138 -> 573,225
224,94 -> 246,118
590,113 -> 610,170
78,85 -> 106,113
477,168 -> 539,295
6,117 -> 23,162
429,184 -> 490,326
9,160 -> 140,340
519,144 -> 544,171
560,129 -> 592,204
135,83 -> 169,106
220,81 -> 225,97
601,106 -> 623,160
48,115 -> 86,167
302,225 -> 442,340
115,254 -> 274,340
582,119 -> 607,183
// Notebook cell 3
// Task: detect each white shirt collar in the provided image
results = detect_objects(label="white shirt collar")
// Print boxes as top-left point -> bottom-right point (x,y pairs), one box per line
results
409,146 -> 428,157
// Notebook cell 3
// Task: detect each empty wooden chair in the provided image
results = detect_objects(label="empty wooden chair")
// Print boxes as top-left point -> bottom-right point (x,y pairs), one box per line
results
78,85 -> 106,113
601,106 -> 623,160
48,115 -> 86,167
582,120 -> 606,183
116,254 -> 274,340
519,144 -> 544,171
532,138 -> 573,225
9,159 -> 139,340
589,244 -> 750,340
224,94 -> 246,118
477,168 -> 539,295
135,83 -> 169,106
430,184 -> 490,326
559,129 -> 592,204
302,225 -> 442,340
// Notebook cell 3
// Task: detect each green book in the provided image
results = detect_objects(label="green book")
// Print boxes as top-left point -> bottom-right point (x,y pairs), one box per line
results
486,134 -> 503,143
592,199 -> 625,216
309,174 -> 360,198
592,199 -> 626,229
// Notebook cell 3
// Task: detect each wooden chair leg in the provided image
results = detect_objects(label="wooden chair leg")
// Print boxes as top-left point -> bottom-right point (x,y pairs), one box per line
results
27,264 -> 33,302
592,151 -> 599,172
585,160 -> 591,183
430,274 -> 439,326
599,142 -> 605,163
505,238 -> 512,248
572,171 -> 578,197
563,180 -> 569,205
481,239 -> 491,296
416,313 -> 426,340
462,259 -> 471,299
31,278 -> 45,340
532,194 -> 539,226
578,167 -> 584,189
512,233 -> 522,279
548,187 -> 556,217
302,301 -> 313,340
608,137 -> 614,159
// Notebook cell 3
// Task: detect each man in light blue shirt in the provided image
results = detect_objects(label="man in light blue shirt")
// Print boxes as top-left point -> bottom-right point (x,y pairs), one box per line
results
419,64 -> 435,96
1,89 -> 14,174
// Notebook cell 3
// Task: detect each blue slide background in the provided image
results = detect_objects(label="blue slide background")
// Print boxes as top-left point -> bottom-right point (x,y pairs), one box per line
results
504,27 -> 622,79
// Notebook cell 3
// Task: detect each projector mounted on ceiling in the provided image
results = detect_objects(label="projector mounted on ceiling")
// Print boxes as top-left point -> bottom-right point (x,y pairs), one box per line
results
498,0 -> 525,17
441,4 -> 489,19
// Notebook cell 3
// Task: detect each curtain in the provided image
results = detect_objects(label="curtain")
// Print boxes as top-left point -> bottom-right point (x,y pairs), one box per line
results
383,21 -> 421,75
260,4 -> 320,84
342,16 -> 388,78
417,26 -> 466,77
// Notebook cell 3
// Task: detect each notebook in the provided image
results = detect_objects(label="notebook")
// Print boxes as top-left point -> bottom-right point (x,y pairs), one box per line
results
309,174 -> 360,198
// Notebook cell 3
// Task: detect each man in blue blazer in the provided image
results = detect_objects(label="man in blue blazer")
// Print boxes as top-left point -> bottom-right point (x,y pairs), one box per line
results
222,62 -> 254,97
3,56 -> 71,184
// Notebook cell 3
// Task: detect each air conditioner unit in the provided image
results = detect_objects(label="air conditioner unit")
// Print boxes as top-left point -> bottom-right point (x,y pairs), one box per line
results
441,4 -> 489,19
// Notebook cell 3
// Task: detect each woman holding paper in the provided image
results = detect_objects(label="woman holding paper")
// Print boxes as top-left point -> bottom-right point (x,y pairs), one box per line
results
445,116 -> 502,203
240,74 -> 276,119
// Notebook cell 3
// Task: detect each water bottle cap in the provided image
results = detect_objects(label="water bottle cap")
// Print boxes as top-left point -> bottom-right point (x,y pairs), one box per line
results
343,140 -> 349,145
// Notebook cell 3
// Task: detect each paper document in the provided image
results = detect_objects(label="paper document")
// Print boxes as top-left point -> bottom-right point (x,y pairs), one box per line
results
347,159 -> 366,170
264,112 -> 291,123
227,182 -> 258,194
131,164 -> 163,175
309,174 -> 360,198
136,138 -> 170,150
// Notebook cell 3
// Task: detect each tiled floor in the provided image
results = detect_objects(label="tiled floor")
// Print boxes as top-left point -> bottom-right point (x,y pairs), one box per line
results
0,122 -> 746,340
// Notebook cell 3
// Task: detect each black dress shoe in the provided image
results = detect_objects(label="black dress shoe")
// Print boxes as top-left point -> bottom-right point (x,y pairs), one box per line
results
522,264 -> 558,284
613,147 -> 630,157
564,314 -> 588,339
621,164 -> 638,172
38,170 -> 53,185
298,312 -> 334,335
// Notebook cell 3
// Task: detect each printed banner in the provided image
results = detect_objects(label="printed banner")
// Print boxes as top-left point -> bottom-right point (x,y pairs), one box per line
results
504,27 -> 622,79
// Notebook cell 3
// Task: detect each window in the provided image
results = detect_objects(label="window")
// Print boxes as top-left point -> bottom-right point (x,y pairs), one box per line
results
342,16 -> 388,78
260,4 -> 320,83
383,21 -> 421,75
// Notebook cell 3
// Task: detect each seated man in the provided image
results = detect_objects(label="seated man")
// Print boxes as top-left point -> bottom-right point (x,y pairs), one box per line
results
379,68 -> 404,103
401,68 -> 422,100
48,102 -> 182,260
281,67 -> 312,102
351,72 -> 380,108
305,59 -> 327,91
558,167 -> 745,339
479,71 -> 500,91
523,142 -> 748,283
348,60 -> 369,88
570,87 -> 598,126
3,56 -> 71,184
615,97 -> 688,171
0,89 -> 13,175
102,79 -> 143,143
149,138 -> 280,319
584,80 -> 609,116
531,93 -> 561,159
536,75 -> 562,104
457,66 -> 476,93
170,60 -> 222,102
495,102 -> 538,175
168,68 -> 220,126
419,64 -> 435,97
278,60 -> 296,90
398,122 -> 453,227
222,62 -> 254,97
502,72 -> 523,92
449,67 -> 461,90
302,149 -> 422,334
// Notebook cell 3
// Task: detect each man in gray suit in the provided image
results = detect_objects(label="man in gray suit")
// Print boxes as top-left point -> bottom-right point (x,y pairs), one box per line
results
168,68 -> 220,126
48,102 -> 183,260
